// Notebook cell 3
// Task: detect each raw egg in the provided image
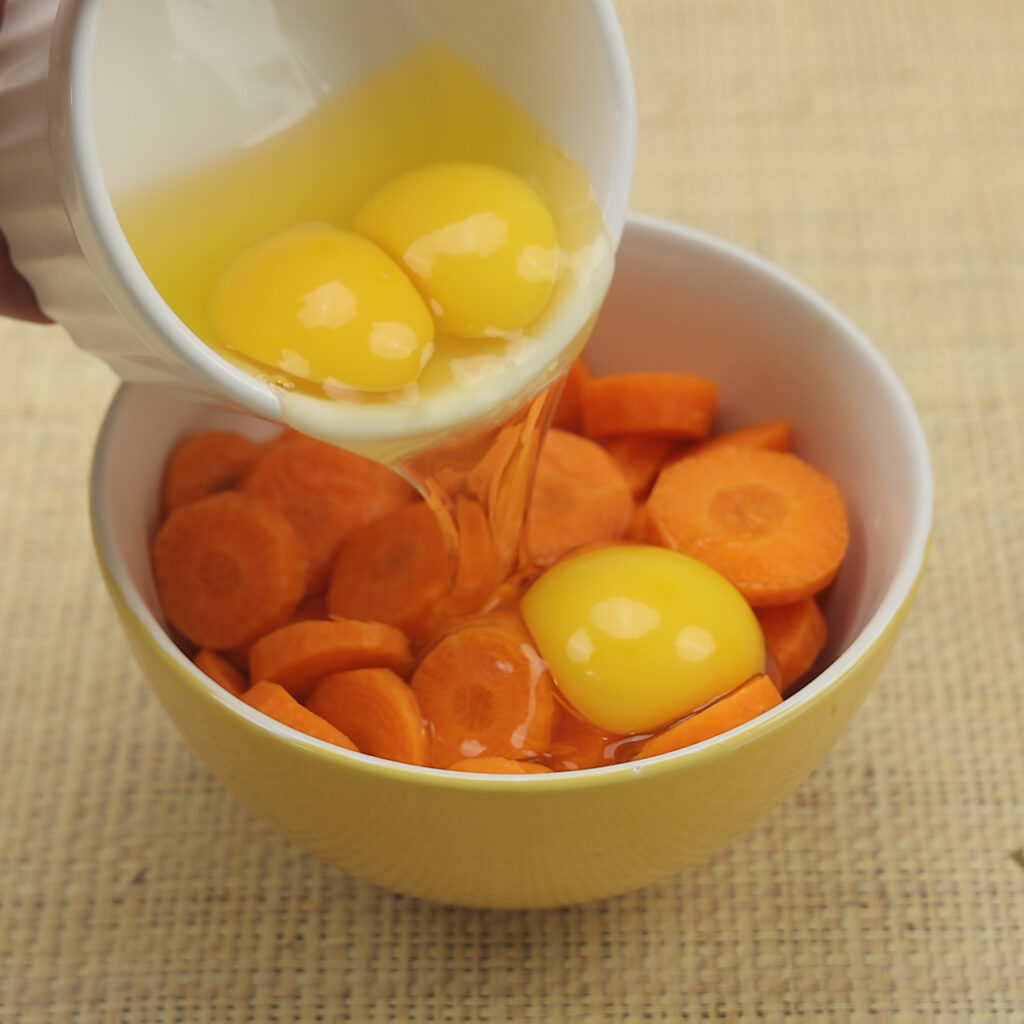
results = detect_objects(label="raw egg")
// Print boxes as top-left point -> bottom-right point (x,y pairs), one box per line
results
520,545 -> 765,735
354,161 -> 561,339
212,224 -> 434,393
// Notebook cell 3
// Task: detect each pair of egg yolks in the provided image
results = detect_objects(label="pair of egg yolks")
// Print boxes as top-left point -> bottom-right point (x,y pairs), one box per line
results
212,163 -> 561,393
520,545 -> 766,736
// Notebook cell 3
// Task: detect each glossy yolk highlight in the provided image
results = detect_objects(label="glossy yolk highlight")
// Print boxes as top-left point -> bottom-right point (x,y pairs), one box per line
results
520,545 -> 766,736
354,162 -> 561,339
212,224 -> 434,393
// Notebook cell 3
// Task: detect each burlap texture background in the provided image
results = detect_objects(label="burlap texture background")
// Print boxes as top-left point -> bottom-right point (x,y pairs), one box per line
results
1,1 -> 1021,1019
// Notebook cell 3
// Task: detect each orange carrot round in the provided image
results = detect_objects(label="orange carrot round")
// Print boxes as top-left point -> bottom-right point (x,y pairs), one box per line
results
550,357 -> 592,432
647,446 -> 849,607
326,501 -> 450,643
544,704 -> 624,771
631,674 -> 782,760
448,757 -> 553,774
686,417 -> 792,457
194,648 -> 249,699
306,668 -> 429,766
756,597 -> 828,691
602,434 -> 679,498
581,372 -> 717,439
240,434 -> 415,593
242,680 -> 357,750
625,502 -> 650,543
160,429 -> 263,518
151,491 -> 307,650
441,496 -> 500,620
411,616 -> 556,768
249,618 -> 412,700
525,428 -> 633,564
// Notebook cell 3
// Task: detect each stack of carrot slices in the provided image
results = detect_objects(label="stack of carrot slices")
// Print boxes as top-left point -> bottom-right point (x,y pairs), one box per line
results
150,359 -> 849,772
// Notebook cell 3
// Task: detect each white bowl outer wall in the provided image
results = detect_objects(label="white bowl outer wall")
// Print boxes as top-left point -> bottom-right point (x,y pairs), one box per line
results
1,0 -> 636,409
65,0 -> 634,398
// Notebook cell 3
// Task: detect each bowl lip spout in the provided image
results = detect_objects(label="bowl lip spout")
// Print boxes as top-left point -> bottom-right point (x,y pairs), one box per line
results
89,213 -> 934,789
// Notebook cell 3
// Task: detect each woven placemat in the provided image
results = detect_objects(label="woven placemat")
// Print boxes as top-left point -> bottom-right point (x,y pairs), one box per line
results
2,1 -> 1021,1019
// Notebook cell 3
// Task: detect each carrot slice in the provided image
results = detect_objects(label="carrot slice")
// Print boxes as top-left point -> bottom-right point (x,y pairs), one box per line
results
239,434 -> 416,593
448,757 -> 553,774
306,668 -> 429,766
160,430 -> 263,518
580,372 -> 717,439
602,434 -> 679,498
550,357 -> 592,432
219,591 -> 330,675
326,501 -> 450,644
249,618 -> 412,700
411,616 -> 556,768
647,446 -> 849,607
446,496 -> 500,617
151,491 -> 307,649
625,502 -> 650,543
756,597 -> 827,691
194,648 -> 248,699
544,704 -> 624,771
686,417 -> 792,457
525,429 -> 633,565
631,674 -> 781,760
242,680 -> 357,750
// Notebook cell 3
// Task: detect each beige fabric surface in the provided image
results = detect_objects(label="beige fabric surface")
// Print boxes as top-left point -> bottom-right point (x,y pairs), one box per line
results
2,1 -> 1022,1019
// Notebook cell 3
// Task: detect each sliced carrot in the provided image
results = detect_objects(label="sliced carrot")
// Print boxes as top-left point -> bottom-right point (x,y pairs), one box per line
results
151,491 -> 307,650
194,648 -> 248,698
625,502 -> 650,543
525,429 -> 633,565
463,423 -> 520,506
292,592 -> 329,622
602,434 -> 679,498
448,757 -> 553,774
550,357 -> 592,432
242,680 -> 357,750
160,429 -> 263,519
306,668 -> 429,766
411,615 -> 556,768
647,446 -> 849,606
631,674 -> 782,760
446,496 -> 500,617
580,372 -> 717,439
544,704 -> 624,771
249,618 -> 412,700
756,597 -> 827,691
239,434 -> 416,593
687,417 -> 792,457
220,591 -> 330,675
326,501 -> 449,644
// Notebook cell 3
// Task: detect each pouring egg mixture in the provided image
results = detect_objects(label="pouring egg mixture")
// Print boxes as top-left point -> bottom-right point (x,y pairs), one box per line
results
130,45 -> 850,770
116,44 -> 611,459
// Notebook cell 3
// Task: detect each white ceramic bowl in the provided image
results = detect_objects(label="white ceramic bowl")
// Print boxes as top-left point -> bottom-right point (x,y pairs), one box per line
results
90,215 -> 933,908
0,0 -> 635,429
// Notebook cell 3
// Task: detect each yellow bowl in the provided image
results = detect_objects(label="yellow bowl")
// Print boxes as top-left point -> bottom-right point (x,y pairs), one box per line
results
89,214 -> 933,908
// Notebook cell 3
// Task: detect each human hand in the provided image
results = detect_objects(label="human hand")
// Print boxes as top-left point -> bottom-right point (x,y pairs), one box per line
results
0,231 -> 52,323
0,0 -> 52,323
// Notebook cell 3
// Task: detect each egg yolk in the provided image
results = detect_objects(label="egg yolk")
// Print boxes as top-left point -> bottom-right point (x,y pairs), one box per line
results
212,224 -> 434,393
354,162 -> 561,339
520,545 -> 765,735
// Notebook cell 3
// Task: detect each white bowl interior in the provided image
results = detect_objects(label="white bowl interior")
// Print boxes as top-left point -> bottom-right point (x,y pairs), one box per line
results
89,0 -> 635,232
91,217 -> 933,713
57,0 -> 636,447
